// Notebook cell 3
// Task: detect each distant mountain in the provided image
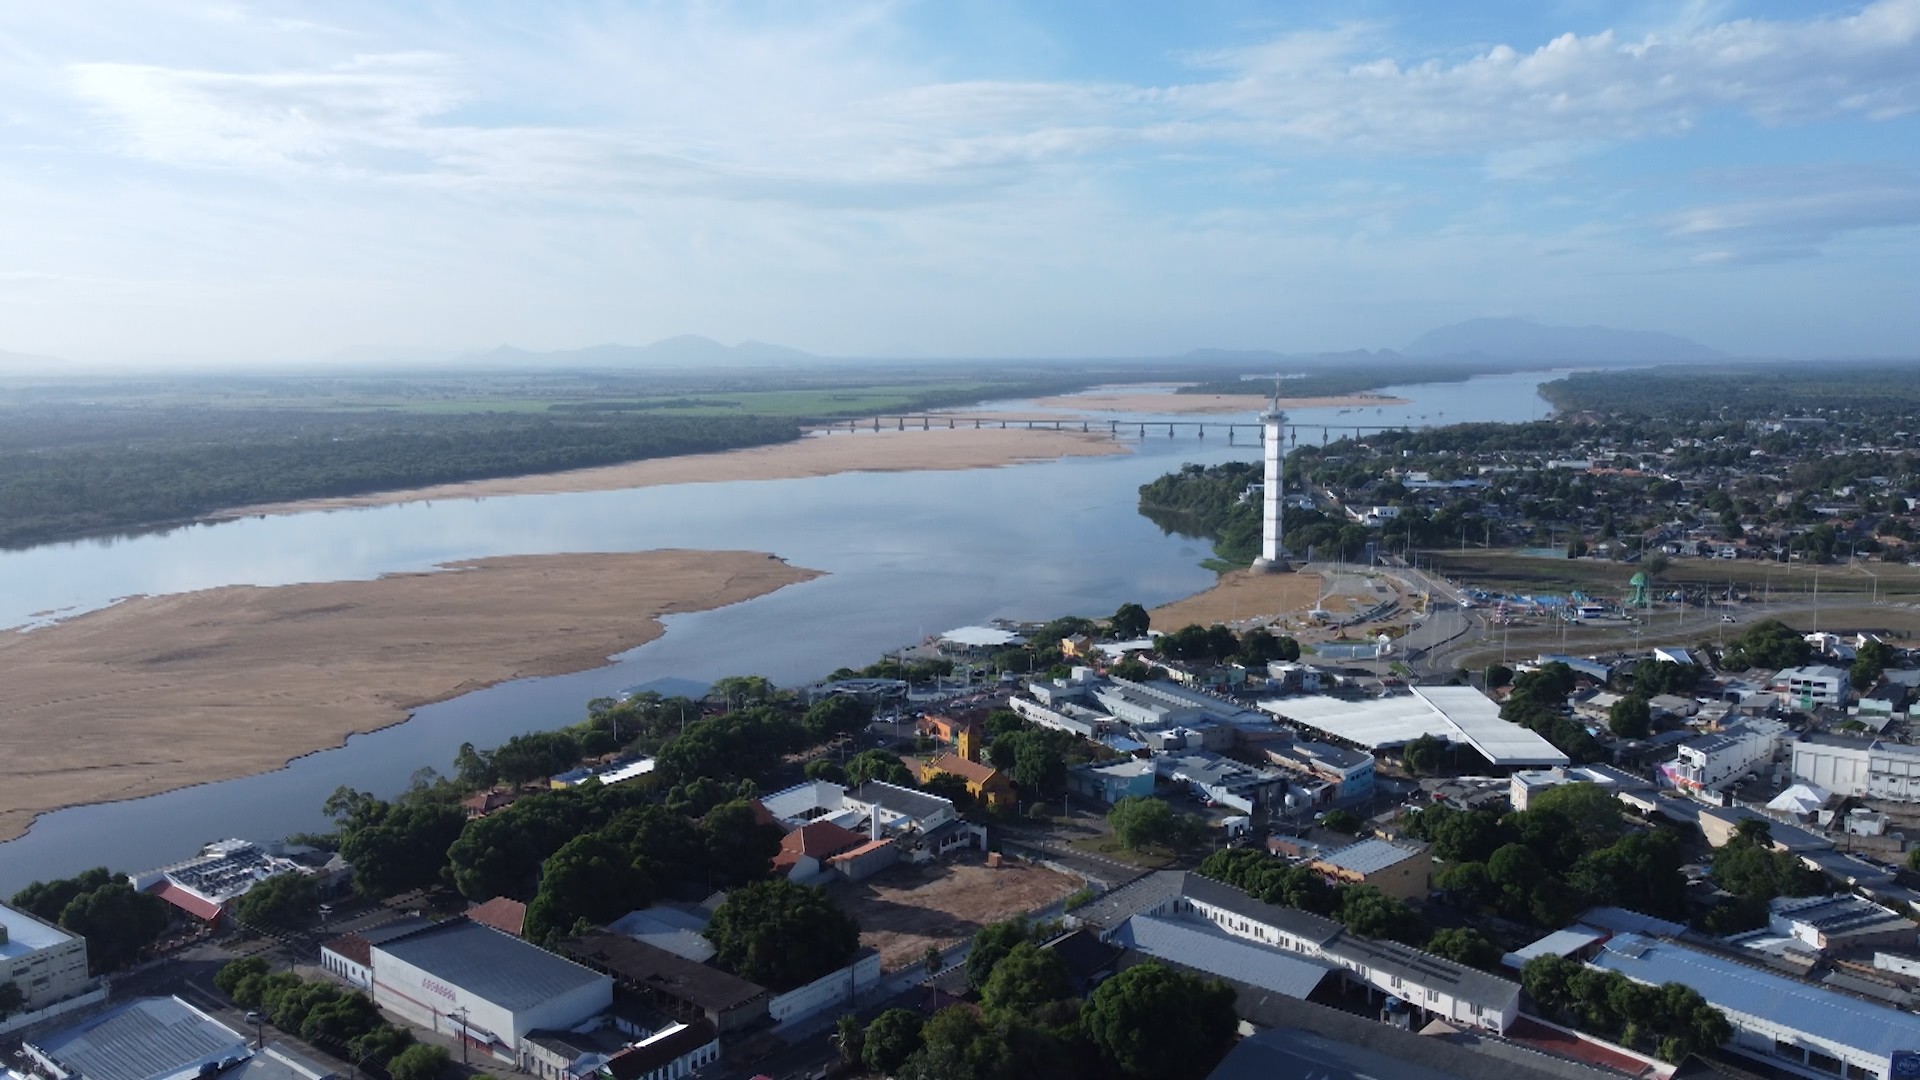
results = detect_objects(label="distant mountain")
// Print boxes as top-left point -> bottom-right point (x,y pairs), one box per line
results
1405,318 -> 1723,364
0,349 -> 70,374
466,335 -> 817,369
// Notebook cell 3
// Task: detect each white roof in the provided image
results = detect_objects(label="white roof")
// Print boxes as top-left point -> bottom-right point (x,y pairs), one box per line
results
939,625 -> 1023,647
1,903 -> 74,959
1767,782 -> 1831,815
1259,687 -> 1568,767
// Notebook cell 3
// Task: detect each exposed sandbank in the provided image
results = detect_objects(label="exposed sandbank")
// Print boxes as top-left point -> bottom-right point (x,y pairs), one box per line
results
1150,568 -> 1328,629
0,551 -> 820,845
1030,390 -> 1410,415
212,427 -> 1125,520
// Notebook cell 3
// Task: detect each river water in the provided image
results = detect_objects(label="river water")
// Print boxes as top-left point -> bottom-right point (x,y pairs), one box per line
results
0,369 -> 1559,889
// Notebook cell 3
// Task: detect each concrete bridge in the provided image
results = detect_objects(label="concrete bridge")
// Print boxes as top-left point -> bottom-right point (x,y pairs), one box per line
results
820,415 -> 1408,443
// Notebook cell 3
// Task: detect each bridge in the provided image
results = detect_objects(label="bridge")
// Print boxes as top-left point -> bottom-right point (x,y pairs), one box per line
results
820,414 -> 1409,443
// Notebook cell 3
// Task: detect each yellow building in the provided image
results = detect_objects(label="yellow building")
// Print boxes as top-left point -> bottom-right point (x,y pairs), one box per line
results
919,753 -> 1015,811
1307,839 -> 1432,902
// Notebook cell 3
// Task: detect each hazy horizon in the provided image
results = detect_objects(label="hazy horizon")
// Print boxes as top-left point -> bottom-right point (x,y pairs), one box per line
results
3,2 -> 1918,366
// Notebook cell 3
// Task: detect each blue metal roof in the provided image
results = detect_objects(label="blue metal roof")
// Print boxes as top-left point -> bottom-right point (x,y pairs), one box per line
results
1114,915 -> 1336,999
1592,933 -> 1920,1058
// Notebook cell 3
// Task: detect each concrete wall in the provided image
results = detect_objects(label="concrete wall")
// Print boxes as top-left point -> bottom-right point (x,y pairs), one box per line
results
372,948 -> 611,1057
320,947 -> 371,990
768,952 -> 882,1027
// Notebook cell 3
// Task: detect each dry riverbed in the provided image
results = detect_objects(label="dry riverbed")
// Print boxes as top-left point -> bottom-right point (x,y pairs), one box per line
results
0,550 -> 819,844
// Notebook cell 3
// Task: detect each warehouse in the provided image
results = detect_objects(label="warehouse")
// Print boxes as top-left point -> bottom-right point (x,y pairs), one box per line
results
369,919 -> 612,1062
1259,686 -> 1567,769
1,902 -> 92,1012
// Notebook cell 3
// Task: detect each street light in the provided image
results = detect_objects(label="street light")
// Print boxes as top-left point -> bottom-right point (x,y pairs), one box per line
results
244,1011 -> 264,1051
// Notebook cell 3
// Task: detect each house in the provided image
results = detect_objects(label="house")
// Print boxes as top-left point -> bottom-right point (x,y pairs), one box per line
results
1507,764 -> 1650,811
918,712 -> 985,754
1067,758 -> 1157,804
825,838 -> 899,882
1154,751 -> 1287,813
461,790 -> 523,819
771,821 -> 864,883
1661,718 -> 1788,792
918,753 -> 1014,810
1777,665 -> 1851,709
1767,895 -> 1917,952
1060,633 -> 1095,659
1306,840 -> 1432,902
1262,740 -> 1374,802
1859,681 -> 1911,719
468,897 -> 527,937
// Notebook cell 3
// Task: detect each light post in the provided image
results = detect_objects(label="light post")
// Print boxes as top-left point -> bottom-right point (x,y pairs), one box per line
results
245,1011 -> 264,1051
450,1007 -> 470,1067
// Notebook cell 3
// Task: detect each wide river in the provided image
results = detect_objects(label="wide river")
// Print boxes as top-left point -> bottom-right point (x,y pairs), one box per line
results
0,370 -> 1558,890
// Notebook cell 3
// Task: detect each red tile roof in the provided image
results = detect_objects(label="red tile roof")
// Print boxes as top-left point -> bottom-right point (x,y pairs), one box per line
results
772,821 -> 863,872
148,881 -> 224,923
468,896 -> 527,937
826,838 -> 894,864
927,752 -> 1000,787
323,932 -> 372,967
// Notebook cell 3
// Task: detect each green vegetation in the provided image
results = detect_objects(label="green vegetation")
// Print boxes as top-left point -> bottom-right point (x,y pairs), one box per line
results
1723,619 -> 1814,671
1081,963 -> 1239,1080
9,868 -> 170,973
703,879 -> 861,991
215,958 -> 417,1068
232,872 -> 319,930
1702,820 -> 1828,933
0,981 -> 25,1020
1175,361 -> 1528,400
1542,361 -> 1920,419
1424,927 -> 1501,969
1319,809 -> 1363,834
1107,796 -> 1206,852
1199,849 -> 1429,946
387,1044 -> 451,1080
1498,662 -> 1603,763
1522,955 -> 1731,1064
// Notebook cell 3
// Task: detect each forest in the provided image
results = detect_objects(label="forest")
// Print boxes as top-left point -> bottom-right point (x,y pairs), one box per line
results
1174,359 -> 1531,399
1136,461 -> 1377,567
0,406 -> 801,548
1541,361 -> 1920,418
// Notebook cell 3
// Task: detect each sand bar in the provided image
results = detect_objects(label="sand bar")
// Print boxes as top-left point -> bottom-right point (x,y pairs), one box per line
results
0,550 -> 820,845
1030,390 -> 1409,415
1151,568 -> 1327,629
213,427 -> 1125,520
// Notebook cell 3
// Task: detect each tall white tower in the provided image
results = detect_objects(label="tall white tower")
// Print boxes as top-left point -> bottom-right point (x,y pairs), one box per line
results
1251,383 -> 1291,573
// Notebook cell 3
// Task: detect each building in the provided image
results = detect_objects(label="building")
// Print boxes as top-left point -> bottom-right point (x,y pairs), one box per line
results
1203,1007 -> 1620,1080
228,1045 -> 336,1080
1260,686 -> 1569,769
468,897 -> 527,937
1307,839 -> 1432,902
1792,735 -> 1920,803
599,1020 -> 720,1080
1507,765 -> 1650,811
824,838 -> 900,882
604,908 -> 716,964
1591,932 -> 1920,1080
917,752 -> 1014,810
320,919 -> 426,991
1262,739 -> 1374,801
771,821 -> 864,883
1154,751 -> 1287,813
561,934 -> 769,1035
522,1006 -> 718,1080
1060,633 -> 1095,659
1663,718 -> 1789,792
917,712 -> 984,753
23,997 -> 252,1080
1067,757 -> 1157,804
759,778 -> 979,862
1778,665 -> 1851,709
1767,895 -> 1918,952
1859,682 -> 1911,719
369,919 -> 613,1061
127,839 -> 331,927
1074,871 -> 1519,1034
1,903 -> 92,1012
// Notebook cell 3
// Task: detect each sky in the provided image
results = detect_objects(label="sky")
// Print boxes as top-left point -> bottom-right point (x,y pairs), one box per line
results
1,0 -> 1918,365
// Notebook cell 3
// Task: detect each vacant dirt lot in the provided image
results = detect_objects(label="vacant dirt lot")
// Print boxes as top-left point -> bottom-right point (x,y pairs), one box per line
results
829,854 -> 1082,970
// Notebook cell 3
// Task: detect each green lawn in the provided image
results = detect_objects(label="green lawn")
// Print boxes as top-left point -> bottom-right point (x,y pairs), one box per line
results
1066,835 -> 1182,868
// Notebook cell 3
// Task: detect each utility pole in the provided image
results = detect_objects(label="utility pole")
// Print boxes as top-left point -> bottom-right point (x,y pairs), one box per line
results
451,1007 -> 470,1067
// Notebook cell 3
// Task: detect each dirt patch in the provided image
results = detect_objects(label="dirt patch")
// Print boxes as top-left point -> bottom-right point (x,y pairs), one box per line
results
828,853 -> 1083,970
1151,568 -> 1328,629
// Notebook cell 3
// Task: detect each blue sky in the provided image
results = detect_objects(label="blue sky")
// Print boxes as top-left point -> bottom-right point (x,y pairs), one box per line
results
1,0 -> 1916,364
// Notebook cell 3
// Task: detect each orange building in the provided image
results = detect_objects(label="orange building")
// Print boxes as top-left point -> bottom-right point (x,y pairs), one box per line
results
919,753 -> 1015,810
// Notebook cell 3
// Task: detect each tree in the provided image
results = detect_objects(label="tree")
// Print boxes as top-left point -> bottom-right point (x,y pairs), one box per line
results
387,1044 -> 450,1080
967,917 -> 1037,990
834,1013 -> 866,1065
1320,809 -> 1362,834
523,834 -> 656,944
1082,963 -> 1237,1080
1425,928 -> 1500,969
1608,695 -> 1653,739
802,695 -> 872,743
0,981 -> 26,1020
56,880 -> 171,972
348,1024 -> 414,1066
1110,602 -> 1151,639
711,674 -> 780,707
846,749 -> 915,788
234,873 -> 319,930
704,880 -> 860,991
339,800 -> 467,898
10,868 -> 116,924
1403,733 -> 1445,777
922,772 -> 975,810
1528,784 -> 1626,841
700,800 -> 783,888
863,1009 -> 925,1074
1484,664 -> 1514,690
1337,886 -> 1427,946
804,758 -> 847,784
1234,629 -> 1300,666
1109,657 -> 1156,681
980,942 -> 1072,1014
907,1005 -> 1015,1080
1853,638 -> 1894,688
1107,797 -> 1182,851
215,957 -> 270,1000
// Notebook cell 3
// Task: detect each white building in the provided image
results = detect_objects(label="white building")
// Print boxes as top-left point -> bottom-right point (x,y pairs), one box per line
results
1792,735 -> 1920,803
127,839 -> 330,926
1777,665 -> 1850,709
369,919 -> 612,1062
1592,932 -> 1920,1080
1667,719 -> 1788,793
1072,872 -> 1520,1035
1,904 -> 92,1012
1507,765 -> 1649,811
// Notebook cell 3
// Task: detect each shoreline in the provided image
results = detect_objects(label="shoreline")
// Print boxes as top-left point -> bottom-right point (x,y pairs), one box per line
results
0,550 -> 821,846
1150,567 -> 1329,629
209,426 -> 1126,521
1029,390 -> 1410,415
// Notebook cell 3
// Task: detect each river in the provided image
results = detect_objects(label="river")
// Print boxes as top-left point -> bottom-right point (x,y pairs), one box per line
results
0,368 -> 1560,890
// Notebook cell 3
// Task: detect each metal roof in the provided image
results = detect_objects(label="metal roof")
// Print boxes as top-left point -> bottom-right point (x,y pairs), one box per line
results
1114,915 -> 1335,1000
0,902 -> 73,958
562,933 -> 766,1015
1180,874 -> 1345,946
1592,933 -> 1920,1057
27,997 -> 250,1080
1500,926 -> 1608,971
1577,907 -> 1689,938
1315,839 -> 1422,876
1320,935 -> 1520,1012
372,919 -> 608,1012
1259,688 -> 1568,767
848,780 -> 951,822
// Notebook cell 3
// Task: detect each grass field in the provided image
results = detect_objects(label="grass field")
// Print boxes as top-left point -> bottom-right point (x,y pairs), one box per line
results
1425,549 -> 1920,603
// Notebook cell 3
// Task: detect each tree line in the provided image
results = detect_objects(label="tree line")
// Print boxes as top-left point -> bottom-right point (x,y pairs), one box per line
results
215,958 -> 445,1080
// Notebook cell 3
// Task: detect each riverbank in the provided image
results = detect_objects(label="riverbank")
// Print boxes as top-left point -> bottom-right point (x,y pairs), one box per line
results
1030,390 -> 1409,415
211,427 -> 1126,520
0,550 -> 820,846
1150,568 -> 1327,629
